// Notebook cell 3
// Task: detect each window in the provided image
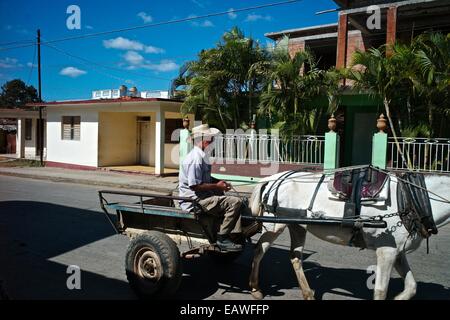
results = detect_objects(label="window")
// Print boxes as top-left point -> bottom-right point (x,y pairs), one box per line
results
25,119 -> 32,140
61,116 -> 80,140
165,119 -> 183,143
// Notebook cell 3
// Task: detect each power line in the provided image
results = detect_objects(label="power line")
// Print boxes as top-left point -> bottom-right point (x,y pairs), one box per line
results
0,39 -> 35,47
42,43 -> 133,83
43,42 -> 172,81
0,0 -> 302,52
26,42 -> 37,85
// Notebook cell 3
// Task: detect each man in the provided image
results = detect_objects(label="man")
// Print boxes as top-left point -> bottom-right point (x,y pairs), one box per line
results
179,124 -> 243,252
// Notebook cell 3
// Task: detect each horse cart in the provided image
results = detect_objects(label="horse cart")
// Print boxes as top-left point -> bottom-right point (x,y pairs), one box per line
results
98,187 -> 388,298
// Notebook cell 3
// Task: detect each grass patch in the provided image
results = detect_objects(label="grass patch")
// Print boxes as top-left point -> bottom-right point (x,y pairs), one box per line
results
0,159 -> 43,167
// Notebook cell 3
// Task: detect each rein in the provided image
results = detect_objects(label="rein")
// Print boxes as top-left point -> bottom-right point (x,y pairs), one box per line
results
226,165 -> 450,205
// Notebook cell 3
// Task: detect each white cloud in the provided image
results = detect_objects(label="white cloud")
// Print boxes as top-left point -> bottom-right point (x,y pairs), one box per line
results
137,12 -> 153,23
0,57 -> 22,69
86,25 -> 94,30
103,36 -> 164,54
142,59 -> 178,72
103,37 -> 144,51
144,45 -> 165,54
227,8 -> 237,20
26,62 -> 37,68
123,51 -> 145,65
3,25 -> 29,34
191,0 -> 206,8
59,67 -> 87,78
245,14 -> 272,22
201,20 -> 214,27
121,52 -> 178,72
189,15 -> 214,28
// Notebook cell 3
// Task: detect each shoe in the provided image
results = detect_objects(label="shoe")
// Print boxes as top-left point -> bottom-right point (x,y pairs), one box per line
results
216,234 -> 243,252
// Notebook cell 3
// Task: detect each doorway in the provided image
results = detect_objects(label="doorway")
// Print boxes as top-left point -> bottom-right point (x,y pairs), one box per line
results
35,119 -> 45,156
137,117 -> 151,165
351,112 -> 376,165
343,106 -> 378,166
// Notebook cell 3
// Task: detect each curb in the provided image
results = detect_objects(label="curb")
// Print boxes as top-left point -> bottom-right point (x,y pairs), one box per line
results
0,170 -> 176,194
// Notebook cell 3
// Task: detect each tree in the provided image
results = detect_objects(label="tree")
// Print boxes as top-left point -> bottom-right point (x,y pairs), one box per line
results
346,46 -> 410,166
413,32 -> 450,137
0,79 -> 39,108
250,42 -> 337,136
177,27 -> 268,131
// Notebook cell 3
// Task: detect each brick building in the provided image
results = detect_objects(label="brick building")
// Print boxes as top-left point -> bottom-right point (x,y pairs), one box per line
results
265,0 -> 450,166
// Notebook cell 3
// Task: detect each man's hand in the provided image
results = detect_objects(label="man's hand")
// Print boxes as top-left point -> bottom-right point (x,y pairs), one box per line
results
191,181 -> 232,192
217,180 -> 232,192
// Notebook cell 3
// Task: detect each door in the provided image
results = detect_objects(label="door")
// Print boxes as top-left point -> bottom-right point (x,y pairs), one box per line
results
35,119 -> 45,156
138,121 -> 150,165
351,112 -> 376,165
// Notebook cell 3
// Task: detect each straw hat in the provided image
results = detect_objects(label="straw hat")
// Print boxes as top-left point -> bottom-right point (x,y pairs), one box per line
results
191,124 -> 221,137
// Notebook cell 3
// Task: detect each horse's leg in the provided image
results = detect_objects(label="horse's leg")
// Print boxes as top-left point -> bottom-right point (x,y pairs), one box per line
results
249,223 -> 286,300
288,224 -> 314,300
393,252 -> 417,300
374,247 -> 397,300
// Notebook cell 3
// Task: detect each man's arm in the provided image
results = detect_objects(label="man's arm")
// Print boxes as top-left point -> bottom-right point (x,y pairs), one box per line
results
191,181 -> 231,192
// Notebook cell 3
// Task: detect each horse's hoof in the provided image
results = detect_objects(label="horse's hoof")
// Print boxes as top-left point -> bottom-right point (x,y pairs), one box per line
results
251,289 -> 264,300
303,290 -> 315,300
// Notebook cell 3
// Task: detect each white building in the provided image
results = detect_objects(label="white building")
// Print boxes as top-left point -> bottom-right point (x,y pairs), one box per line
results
33,93 -> 192,175
0,108 -> 46,160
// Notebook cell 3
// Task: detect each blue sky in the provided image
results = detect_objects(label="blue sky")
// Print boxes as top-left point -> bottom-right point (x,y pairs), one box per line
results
0,0 -> 338,101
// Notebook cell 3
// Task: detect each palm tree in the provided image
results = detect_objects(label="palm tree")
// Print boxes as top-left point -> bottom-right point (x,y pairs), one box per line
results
413,32 -> 450,137
346,46 -> 409,166
250,44 -> 327,136
178,27 -> 268,131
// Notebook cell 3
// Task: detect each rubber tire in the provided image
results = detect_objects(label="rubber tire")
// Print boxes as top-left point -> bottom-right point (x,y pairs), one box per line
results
125,231 -> 182,299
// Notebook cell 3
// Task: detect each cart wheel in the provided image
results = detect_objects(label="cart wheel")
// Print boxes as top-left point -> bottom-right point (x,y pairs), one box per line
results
125,231 -> 182,299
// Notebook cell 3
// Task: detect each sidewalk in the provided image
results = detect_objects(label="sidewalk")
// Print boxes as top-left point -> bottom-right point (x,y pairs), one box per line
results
0,166 -> 255,194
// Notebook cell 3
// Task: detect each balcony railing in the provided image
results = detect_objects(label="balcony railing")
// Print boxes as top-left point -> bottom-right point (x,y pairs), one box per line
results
387,137 -> 450,173
210,133 -> 325,165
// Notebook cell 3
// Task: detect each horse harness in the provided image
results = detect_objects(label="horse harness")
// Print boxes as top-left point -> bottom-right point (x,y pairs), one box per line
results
261,170 -> 326,219
259,167 -> 437,247
397,172 -> 438,238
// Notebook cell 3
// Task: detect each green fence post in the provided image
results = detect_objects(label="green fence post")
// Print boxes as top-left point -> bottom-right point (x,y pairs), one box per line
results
371,114 -> 388,169
324,114 -> 340,171
179,118 -> 192,171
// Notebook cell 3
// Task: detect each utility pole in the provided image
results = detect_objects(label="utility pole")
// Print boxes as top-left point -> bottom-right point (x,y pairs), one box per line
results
37,29 -> 44,165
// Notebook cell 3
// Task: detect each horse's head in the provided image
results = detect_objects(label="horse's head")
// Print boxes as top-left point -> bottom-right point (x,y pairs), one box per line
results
425,175 -> 450,228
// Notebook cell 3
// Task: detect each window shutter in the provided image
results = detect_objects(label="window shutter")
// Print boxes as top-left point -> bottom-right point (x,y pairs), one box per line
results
61,116 -> 81,140
62,117 -> 71,140
73,117 -> 80,140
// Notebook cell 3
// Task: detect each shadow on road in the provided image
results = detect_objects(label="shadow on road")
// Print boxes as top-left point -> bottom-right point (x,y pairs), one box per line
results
0,201 -> 448,300
0,201 -> 134,299
178,244 -> 450,300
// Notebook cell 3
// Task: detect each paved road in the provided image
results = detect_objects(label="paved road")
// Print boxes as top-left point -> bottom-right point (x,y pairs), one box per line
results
0,175 -> 449,300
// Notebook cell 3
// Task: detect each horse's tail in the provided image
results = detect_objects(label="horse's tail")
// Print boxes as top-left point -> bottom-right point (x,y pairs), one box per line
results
249,181 -> 267,216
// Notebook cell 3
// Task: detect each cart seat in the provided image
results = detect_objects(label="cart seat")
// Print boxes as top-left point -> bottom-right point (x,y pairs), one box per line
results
105,202 -> 196,219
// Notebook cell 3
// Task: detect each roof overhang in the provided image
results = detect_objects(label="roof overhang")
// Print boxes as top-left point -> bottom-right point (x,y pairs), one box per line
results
265,23 -> 338,40
27,97 -> 182,107
0,108 -> 45,119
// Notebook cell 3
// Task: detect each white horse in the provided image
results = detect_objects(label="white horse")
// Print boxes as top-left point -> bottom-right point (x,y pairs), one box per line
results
248,170 -> 450,300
